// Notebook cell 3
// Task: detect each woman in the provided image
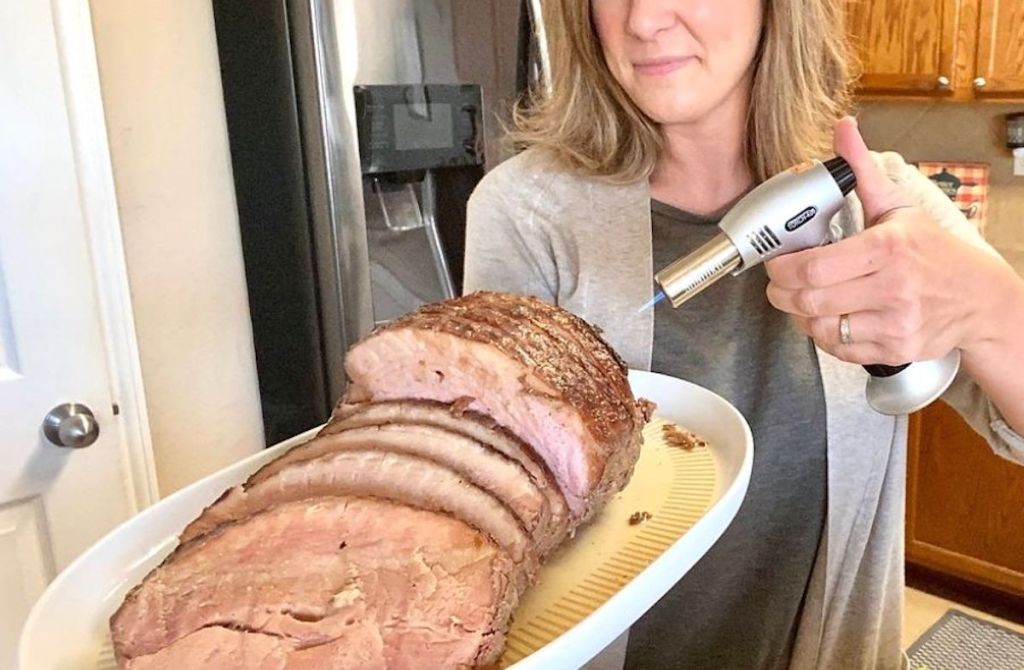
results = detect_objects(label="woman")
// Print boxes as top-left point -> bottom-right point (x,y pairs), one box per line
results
464,0 -> 1024,668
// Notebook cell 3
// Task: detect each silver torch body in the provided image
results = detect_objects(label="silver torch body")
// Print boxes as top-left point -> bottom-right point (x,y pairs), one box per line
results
654,157 -> 961,416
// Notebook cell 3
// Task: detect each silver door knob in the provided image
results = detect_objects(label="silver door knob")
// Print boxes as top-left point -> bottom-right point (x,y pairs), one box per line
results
43,403 -> 100,448
973,77 -> 987,89
937,75 -> 951,89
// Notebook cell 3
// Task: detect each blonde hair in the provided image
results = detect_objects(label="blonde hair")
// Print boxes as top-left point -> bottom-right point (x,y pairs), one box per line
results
512,0 -> 855,183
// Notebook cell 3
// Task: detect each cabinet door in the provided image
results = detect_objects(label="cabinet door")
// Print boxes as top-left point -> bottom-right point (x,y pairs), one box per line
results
974,0 -> 1024,97
907,402 -> 1024,597
847,0 -> 961,96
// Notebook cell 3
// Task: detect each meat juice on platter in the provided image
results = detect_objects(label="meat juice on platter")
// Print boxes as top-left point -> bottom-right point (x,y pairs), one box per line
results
110,292 -> 667,669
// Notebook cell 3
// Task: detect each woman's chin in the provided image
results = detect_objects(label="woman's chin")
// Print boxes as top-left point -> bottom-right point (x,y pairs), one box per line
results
628,77 -> 747,127
639,98 -> 721,126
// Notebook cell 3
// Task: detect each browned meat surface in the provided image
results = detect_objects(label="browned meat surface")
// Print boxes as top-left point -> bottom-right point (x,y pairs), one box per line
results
343,291 -> 646,523
113,497 -> 516,670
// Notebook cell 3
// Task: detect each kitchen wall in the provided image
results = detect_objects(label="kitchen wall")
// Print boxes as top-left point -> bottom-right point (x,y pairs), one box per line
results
89,1 -> 264,495
857,102 -> 1024,273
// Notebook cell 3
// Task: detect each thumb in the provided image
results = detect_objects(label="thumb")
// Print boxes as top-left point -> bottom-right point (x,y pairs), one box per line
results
833,116 -> 912,225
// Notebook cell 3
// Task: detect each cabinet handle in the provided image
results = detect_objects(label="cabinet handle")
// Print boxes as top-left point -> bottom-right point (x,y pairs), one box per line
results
973,77 -> 987,89
937,75 -> 951,89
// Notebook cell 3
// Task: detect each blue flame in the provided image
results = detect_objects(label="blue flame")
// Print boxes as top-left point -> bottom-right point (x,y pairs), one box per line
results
639,289 -> 666,313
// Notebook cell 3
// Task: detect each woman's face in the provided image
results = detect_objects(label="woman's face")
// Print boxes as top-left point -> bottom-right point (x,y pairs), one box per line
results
592,0 -> 763,125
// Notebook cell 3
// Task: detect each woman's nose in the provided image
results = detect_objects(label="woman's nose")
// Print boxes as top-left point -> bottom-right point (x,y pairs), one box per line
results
626,0 -> 678,40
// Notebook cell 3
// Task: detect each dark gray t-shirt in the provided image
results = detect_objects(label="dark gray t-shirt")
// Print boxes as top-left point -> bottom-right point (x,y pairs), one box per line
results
624,201 -> 828,670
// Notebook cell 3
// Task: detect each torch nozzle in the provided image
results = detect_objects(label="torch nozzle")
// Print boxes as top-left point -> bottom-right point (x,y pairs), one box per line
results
655,234 -> 742,308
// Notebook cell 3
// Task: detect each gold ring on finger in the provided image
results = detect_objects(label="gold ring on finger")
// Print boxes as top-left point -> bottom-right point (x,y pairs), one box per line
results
839,313 -> 853,346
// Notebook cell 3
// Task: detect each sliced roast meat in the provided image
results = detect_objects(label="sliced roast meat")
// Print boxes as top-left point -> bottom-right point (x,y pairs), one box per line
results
246,423 -> 558,554
111,497 -> 516,670
120,622 -> 388,670
110,291 -> 651,669
457,291 -> 647,517
324,399 -> 570,548
180,449 -> 534,577
343,291 -> 646,522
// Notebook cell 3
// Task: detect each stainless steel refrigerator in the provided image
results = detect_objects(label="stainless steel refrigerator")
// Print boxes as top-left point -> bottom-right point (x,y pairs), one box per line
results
212,0 -> 547,443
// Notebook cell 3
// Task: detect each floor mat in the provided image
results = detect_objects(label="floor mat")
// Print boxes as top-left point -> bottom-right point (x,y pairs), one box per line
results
907,609 -> 1024,670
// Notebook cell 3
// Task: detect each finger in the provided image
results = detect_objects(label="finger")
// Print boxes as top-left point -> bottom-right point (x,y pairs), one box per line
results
790,315 -> 812,336
765,227 -> 890,289
817,339 -> 891,366
766,272 -> 888,318
791,314 -> 900,365
797,311 -> 888,362
802,311 -> 931,365
833,117 -> 913,224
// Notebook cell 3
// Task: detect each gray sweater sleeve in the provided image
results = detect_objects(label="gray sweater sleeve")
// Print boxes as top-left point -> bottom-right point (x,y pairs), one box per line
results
878,152 -> 1024,464
463,158 -> 559,301
462,150 -> 654,369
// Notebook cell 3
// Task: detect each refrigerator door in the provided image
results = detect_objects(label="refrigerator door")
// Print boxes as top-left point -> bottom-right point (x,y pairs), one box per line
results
216,0 -> 534,442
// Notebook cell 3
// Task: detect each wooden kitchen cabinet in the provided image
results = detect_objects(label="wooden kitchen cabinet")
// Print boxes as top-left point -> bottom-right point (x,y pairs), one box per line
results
974,0 -> 1024,97
847,0 -> 1024,100
846,0 -> 960,96
906,401 -> 1024,598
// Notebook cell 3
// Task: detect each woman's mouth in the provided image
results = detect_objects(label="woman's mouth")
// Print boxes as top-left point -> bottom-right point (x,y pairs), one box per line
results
633,56 -> 695,76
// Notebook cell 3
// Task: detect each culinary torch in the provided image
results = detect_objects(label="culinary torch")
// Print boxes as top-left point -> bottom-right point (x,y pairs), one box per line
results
649,157 -> 961,416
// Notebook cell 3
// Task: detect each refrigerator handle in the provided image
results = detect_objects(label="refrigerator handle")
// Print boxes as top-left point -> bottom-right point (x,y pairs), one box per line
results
526,0 -> 552,96
288,0 -> 376,403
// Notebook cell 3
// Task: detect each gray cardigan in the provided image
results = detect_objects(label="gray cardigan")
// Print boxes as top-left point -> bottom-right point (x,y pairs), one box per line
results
464,148 -> 1024,670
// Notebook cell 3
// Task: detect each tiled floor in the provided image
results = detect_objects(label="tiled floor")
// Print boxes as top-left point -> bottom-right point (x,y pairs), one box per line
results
903,587 -> 1024,649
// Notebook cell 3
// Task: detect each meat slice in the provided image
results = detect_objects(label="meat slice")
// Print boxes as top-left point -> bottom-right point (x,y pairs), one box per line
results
118,627 -> 295,670
343,292 -> 646,522
324,399 -> 570,548
245,423 -> 558,554
119,623 -> 388,670
111,497 -> 516,670
180,450 -> 534,575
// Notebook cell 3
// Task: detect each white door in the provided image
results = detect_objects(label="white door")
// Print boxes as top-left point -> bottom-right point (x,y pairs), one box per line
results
0,1 -> 151,665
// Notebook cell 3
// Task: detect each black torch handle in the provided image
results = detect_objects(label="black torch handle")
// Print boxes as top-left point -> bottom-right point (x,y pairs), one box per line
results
862,363 -> 911,378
